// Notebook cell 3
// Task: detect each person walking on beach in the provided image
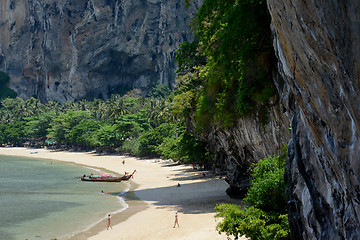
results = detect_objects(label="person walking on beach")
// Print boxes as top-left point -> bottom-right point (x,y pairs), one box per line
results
173,212 -> 179,228
107,214 -> 113,230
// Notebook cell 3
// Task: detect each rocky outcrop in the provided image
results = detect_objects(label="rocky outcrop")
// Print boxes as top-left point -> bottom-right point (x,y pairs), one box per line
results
0,0 -> 201,102
268,1 -> 360,239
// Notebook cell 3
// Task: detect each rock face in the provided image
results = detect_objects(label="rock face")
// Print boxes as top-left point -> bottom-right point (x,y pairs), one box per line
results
203,100 -> 291,197
193,69 -> 291,197
0,0 -> 201,102
268,1 -> 360,239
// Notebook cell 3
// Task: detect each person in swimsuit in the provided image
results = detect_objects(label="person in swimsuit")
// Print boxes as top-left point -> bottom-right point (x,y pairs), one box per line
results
173,212 -> 179,228
107,214 -> 113,230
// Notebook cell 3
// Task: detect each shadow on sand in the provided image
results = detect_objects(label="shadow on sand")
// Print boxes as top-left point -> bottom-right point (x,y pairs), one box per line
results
124,161 -> 242,215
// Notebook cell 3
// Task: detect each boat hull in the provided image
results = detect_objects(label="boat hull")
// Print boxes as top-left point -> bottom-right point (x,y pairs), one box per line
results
80,170 -> 135,182
81,177 -> 124,182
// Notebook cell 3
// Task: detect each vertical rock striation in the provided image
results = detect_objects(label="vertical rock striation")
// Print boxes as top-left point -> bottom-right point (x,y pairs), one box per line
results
204,99 -> 291,198
192,68 -> 291,197
0,0 -> 201,102
268,0 -> 360,239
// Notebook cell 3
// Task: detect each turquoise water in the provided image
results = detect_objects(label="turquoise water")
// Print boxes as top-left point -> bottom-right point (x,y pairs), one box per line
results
0,155 -> 128,240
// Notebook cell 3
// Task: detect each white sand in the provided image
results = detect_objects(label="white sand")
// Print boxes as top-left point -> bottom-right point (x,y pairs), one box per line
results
0,147 -> 245,240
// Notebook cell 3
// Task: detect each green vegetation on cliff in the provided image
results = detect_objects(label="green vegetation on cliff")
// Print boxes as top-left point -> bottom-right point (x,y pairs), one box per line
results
215,149 -> 289,240
0,71 -> 17,100
176,0 -> 274,130
0,1 -> 287,238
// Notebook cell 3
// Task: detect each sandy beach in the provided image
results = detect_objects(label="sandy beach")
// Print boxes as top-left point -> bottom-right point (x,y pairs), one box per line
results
0,147 -> 243,240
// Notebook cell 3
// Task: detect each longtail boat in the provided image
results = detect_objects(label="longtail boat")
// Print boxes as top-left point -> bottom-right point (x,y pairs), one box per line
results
81,170 -> 136,182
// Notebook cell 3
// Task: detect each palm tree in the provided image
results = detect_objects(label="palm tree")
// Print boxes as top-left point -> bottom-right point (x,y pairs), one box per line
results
23,97 -> 43,117
45,100 -> 63,115
108,98 -> 130,120
90,99 -> 107,122
146,99 -> 161,126
1,97 -> 26,121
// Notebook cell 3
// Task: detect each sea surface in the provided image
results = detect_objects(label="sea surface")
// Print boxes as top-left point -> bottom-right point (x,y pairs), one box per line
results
0,155 -> 128,240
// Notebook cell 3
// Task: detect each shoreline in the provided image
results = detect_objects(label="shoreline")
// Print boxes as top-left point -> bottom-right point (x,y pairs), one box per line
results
0,147 -> 243,240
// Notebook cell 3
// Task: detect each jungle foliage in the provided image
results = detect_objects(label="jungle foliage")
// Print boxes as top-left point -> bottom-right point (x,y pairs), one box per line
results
0,1 -> 287,238
0,85 -> 208,165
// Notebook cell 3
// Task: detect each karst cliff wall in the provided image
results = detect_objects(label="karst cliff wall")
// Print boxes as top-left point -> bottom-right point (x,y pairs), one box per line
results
198,1 -> 360,238
187,66 -> 291,197
205,104 -> 291,197
195,78 -> 291,197
268,0 -> 360,239
0,0 -> 201,102
2,1 -> 360,238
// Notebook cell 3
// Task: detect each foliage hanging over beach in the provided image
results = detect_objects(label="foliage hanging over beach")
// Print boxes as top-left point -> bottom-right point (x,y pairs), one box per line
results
215,148 -> 289,240
174,0 -> 275,130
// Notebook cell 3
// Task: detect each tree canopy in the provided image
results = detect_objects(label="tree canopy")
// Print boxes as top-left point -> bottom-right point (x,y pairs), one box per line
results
0,84 -> 209,165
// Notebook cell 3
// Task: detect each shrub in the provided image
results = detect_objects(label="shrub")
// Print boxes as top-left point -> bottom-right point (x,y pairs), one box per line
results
138,123 -> 175,156
122,138 -> 141,155
245,156 -> 286,212
215,149 -> 289,240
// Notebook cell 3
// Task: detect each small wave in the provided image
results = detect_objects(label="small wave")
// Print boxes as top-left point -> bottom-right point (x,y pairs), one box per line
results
83,166 -> 101,172
114,196 -> 129,214
66,190 -> 130,239
117,181 -> 131,196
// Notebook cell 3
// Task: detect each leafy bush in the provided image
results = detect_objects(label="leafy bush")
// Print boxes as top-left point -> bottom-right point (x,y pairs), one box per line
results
0,121 -> 26,145
245,155 -> 287,212
216,205 -> 289,240
174,132 -> 208,163
122,138 -> 141,155
115,113 -> 152,137
25,112 -> 55,140
0,86 -> 17,99
156,137 -> 180,160
47,110 -> 93,145
96,124 -> 119,147
138,123 -> 175,156
215,149 -> 289,240
67,119 -> 100,146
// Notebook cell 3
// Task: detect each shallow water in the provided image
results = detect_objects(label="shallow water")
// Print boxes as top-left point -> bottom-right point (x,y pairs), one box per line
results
0,155 -> 128,240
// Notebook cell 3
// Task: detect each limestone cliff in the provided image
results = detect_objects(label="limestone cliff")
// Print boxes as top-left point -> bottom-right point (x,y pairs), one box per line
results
268,1 -> 360,239
200,96 -> 291,197
195,1 -> 360,238
0,0 -> 201,102
189,68 -> 291,197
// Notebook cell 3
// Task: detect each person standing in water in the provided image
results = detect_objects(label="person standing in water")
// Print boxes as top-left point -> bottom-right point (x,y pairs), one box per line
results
173,212 -> 179,228
107,214 -> 113,230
